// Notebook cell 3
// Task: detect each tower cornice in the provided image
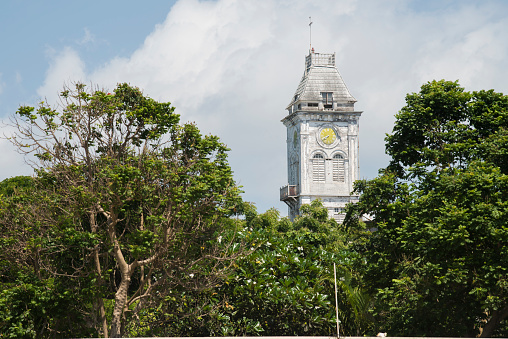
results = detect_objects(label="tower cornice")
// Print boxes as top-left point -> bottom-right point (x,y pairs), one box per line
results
281,110 -> 362,127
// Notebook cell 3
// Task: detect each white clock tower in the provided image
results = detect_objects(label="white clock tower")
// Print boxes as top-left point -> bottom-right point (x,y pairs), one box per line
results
280,50 -> 362,222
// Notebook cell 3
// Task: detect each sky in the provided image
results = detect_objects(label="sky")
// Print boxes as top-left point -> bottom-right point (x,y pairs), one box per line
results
1,0 -> 508,215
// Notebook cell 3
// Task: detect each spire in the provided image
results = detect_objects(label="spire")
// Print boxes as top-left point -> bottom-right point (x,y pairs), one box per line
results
287,50 -> 356,112
309,17 -> 313,53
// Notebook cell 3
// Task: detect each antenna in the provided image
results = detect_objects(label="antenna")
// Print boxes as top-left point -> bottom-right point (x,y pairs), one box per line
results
309,16 -> 313,52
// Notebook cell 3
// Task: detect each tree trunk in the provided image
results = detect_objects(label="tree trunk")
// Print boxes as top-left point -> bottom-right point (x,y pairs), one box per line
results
106,210 -> 132,338
90,212 -> 109,338
480,304 -> 508,337
94,248 -> 108,337
97,296 -> 109,338
110,271 -> 131,337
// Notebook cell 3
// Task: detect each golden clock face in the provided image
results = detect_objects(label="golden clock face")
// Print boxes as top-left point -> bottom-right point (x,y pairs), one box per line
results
320,128 -> 337,145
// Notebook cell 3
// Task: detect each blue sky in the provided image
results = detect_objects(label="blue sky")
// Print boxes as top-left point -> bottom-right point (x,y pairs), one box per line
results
0,1 -> 175,110
1,0 -> 508,215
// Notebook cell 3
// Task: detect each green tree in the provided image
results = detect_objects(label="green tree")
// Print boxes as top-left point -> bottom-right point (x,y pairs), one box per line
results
147,200 -> 373,337
345,80 -> 508,337
2,83 -> 244,337
0,176 -> 95,338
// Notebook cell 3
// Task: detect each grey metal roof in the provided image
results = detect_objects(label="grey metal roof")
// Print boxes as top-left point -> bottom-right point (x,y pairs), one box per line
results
288,52 -> 356,109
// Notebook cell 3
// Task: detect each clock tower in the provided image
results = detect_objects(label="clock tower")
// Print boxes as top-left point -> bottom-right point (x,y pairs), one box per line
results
280,50 -> 362,222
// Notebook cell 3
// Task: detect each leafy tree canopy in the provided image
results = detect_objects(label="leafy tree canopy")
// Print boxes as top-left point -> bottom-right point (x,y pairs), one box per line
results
0,83 -> 245,338
139,200 -> 373,337
345,80 -> 508,337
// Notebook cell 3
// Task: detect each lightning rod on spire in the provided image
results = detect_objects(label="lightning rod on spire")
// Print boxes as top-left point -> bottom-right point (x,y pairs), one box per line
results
309,16 -> 313,53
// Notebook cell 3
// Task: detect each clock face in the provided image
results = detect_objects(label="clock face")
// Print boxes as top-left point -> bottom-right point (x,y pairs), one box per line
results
293,131 -> 298,148
319,127 -> 337,145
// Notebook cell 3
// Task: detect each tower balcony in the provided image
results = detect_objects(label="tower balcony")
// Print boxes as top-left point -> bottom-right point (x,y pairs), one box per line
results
280,184 -> 298,202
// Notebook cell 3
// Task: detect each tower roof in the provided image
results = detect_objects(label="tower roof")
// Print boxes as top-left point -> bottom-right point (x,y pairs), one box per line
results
287,51 -> 356,111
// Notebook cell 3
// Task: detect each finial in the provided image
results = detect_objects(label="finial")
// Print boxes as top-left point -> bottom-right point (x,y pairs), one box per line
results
309,16 -> 313,53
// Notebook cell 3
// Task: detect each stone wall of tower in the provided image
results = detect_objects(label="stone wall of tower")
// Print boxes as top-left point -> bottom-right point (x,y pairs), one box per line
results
283,111 -> 360,222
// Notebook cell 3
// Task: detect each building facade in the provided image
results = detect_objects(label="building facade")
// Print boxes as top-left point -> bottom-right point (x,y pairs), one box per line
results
280,50 -> 362,222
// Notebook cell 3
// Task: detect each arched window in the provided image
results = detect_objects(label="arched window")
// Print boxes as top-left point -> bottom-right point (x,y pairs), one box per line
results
312,153 -> 325,182
332,153 -> 345,182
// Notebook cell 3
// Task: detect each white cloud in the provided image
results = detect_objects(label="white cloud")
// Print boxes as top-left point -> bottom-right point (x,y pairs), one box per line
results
37,47 -> 86,105
15,72 -> 22,84
0,126 -> 34,179
35,0 -> 508,214
78,27 -> 95,45
413,19 -> 508,90
89,0 -> 277,111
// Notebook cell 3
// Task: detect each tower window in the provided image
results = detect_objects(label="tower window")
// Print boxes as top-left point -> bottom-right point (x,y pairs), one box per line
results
307,103 -> 318,107
332,153 -> 345,182
321,92 -> 333,108
312,153 -> 325,182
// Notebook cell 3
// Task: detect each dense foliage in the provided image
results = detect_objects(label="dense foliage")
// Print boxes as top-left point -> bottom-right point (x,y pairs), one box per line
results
345,80 -> 508,337
0,83 -> 245,338
132,200 -> 372,337
3,79 -> 507,338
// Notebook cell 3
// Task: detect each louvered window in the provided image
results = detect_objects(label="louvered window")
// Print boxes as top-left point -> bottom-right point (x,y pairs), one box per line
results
312,153 -> 325,182
332,154 -> 345,182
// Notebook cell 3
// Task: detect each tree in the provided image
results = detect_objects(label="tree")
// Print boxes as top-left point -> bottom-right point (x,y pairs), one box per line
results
2,83 -> 244,337
0,176 -> 93,338
219,201 -> 373,336
145,200 -> 373,337
345,80 -> 508,337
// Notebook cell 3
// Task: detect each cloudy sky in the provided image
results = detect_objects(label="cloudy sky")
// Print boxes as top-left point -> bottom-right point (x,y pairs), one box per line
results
1,0 -> 507,214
